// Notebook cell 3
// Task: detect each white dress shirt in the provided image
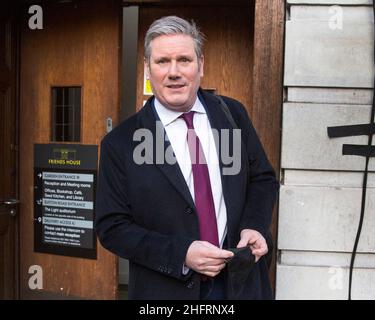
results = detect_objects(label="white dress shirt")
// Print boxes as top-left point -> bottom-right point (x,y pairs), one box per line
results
154,97 -> 228,248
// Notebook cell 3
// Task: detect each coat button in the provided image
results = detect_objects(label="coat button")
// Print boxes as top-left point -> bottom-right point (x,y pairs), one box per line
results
186,281 -> 195,289
185,207 -> 193,214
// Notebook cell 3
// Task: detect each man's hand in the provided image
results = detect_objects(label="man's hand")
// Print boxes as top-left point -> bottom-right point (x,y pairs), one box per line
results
236,229 -> 268,262
185,241 -> 234,277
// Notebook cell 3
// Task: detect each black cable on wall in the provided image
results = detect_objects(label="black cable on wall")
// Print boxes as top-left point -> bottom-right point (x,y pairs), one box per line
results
327,2 -> 375,300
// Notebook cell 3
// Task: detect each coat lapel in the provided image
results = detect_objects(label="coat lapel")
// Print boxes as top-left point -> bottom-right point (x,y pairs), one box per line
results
199,90 -> 245,246
137,98 -> 195,209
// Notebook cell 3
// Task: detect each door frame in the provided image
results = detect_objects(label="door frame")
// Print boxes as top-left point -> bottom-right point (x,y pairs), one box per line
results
252,0 -> 284,290
0,1 -> 21,299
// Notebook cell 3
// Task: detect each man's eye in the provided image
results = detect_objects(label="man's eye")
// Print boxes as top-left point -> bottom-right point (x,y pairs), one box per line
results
157,59 -> 168,64
179,58 -> 190,63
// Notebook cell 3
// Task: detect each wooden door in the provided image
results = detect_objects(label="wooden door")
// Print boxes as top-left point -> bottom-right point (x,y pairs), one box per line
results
0,3 -> 18,300
19,0 -> 120,299
136,3 -> 255,111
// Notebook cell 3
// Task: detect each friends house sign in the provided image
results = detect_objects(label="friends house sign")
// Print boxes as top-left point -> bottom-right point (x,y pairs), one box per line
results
34,144 -> 98,259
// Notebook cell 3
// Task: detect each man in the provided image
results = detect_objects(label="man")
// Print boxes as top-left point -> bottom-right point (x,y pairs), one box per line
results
95,16 -> 279,300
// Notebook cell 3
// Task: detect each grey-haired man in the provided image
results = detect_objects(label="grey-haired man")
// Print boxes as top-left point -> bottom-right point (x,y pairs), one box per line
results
95,16 -> 279,300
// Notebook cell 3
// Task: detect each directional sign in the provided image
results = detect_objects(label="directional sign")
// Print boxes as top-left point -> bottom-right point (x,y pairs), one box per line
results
34,144 -> 98,259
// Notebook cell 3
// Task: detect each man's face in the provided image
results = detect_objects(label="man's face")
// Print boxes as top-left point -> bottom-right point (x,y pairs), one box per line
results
145,34 -> 204,112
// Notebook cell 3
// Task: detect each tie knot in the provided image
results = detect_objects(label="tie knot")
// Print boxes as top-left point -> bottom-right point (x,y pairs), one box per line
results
180,111 -> 195,129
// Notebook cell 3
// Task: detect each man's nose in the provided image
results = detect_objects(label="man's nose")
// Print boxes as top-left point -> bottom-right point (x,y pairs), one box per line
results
168,60 -> 180,78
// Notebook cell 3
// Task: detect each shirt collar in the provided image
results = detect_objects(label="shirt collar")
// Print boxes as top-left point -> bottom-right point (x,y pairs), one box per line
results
154,96 -> 206,127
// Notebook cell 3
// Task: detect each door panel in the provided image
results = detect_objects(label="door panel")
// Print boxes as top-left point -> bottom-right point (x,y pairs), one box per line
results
0,4 -> 18,300
19,0 -> 120,299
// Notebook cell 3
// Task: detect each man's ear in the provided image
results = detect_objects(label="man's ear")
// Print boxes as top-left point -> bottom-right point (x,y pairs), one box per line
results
144,59 -> 150,79
199,55 -> 204,77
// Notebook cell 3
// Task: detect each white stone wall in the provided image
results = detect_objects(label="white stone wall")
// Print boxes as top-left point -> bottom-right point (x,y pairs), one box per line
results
277,0 -> 375,299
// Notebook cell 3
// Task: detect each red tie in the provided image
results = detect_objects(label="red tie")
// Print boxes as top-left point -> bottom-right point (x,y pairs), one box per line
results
180,111 -> 220,247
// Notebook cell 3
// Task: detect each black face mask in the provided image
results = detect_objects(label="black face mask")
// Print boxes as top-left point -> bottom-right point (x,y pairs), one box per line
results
226,247 -> 256,299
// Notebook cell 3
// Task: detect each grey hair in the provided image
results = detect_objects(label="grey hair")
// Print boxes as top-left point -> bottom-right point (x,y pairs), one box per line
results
144,16 -> 205,63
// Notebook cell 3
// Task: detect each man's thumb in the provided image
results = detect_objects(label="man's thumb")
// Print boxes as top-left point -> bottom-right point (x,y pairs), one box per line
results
236,238 -> 248,248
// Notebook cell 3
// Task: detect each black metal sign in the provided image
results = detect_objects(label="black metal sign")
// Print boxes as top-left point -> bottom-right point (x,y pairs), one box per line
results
34,144 -> 98,259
